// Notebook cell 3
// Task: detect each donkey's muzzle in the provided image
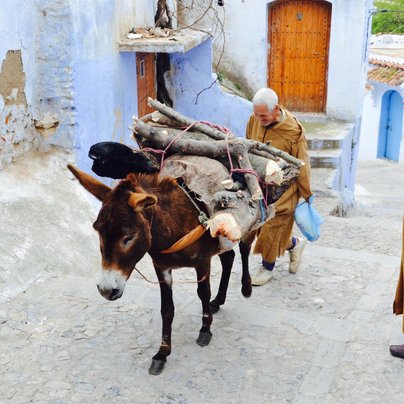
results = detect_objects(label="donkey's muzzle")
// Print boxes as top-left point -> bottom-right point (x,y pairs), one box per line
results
97,268 -> 127,300
97,285 -> 123,301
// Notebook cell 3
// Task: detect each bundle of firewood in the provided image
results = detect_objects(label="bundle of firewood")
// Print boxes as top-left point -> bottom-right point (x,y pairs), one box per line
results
132,98 -> 302,203
128,99 -> 303,245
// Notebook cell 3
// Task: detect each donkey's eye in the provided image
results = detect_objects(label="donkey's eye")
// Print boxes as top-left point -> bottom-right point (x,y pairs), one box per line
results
122,235 -> 135,246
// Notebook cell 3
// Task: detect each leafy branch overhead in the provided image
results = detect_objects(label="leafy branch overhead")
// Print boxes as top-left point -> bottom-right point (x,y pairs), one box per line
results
372,0 -> 404,34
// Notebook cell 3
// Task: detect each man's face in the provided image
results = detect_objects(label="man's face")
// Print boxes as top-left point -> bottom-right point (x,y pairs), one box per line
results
253,104 -> 279,127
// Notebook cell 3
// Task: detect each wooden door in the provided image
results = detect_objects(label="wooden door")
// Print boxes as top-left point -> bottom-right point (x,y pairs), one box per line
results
136,52 -> 156,117
268,0 -> 331,112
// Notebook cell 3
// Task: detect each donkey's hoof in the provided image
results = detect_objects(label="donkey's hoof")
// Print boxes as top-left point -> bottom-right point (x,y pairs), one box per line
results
197,331 -> 212,347
149,359 -> 165,375
242,283 -> 252,298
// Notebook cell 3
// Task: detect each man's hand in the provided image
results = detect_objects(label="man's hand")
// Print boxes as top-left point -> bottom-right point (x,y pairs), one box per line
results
305,195 -> 314,204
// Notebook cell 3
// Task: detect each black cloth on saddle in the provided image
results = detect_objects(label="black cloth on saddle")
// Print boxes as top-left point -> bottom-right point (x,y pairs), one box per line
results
89,141 -> 159,179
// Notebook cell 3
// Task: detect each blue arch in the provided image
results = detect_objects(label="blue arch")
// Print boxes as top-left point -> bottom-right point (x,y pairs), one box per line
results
377,90 -> 403,162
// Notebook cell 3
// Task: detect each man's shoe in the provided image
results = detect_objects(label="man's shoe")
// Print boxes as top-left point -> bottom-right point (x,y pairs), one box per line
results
289,237 -> 306,274
390,344 -> 404,359
251,266 -> 274,286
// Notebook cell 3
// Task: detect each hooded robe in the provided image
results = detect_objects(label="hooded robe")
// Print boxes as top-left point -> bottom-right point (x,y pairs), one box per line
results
393,215 -> 404,332
246,106 -> 312,262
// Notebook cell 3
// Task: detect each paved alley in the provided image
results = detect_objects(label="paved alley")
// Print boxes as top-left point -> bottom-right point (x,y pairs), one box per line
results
1,150 -> 404,403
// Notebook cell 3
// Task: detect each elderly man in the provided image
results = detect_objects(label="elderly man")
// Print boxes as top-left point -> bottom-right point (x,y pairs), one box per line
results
246,87 -> 312,286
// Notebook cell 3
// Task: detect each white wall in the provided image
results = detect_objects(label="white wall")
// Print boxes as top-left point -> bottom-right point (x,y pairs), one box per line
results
326,0 -> 372,121
359,82 -> 404,162
179,0 -> 373,121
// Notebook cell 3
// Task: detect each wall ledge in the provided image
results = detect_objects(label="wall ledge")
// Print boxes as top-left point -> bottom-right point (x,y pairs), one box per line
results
118,28 -> 210,53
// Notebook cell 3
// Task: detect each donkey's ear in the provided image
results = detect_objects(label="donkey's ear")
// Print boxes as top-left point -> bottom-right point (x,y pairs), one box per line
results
128,193 -> 157,212
67,164 -> 111,201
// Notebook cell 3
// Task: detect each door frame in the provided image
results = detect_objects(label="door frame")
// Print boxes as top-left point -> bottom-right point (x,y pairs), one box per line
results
136,52 -> 156,118
377,90 -> 403,161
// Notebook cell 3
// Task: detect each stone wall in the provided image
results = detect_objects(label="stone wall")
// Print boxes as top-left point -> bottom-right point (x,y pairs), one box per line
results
0,50 -> 40,170
0,0 -> 40,170
0,0 -> 156,172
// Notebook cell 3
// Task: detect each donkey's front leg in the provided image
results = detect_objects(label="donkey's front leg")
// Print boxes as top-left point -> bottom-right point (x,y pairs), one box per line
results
196,263 -> 213,347
239,239 -> 252,298
149,268 -> 174,376
210,249 -> 235,314
239,230 -> 255,298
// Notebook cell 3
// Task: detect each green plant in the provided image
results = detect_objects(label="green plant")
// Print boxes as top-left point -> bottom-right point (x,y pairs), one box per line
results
372,0 -> 404,34
217,71 -> 225,83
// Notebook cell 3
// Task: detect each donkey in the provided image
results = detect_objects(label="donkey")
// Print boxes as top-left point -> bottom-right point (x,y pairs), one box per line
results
67,164 -> 254,375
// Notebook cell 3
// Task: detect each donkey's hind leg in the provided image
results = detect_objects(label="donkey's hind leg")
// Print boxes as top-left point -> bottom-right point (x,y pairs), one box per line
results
209,249 -> 235,314
196,263 -> 213,347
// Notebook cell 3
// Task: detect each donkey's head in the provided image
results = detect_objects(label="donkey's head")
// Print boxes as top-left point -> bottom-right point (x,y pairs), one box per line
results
68,164 -> 157,301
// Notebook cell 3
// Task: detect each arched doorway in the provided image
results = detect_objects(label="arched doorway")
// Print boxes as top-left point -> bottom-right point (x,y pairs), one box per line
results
377,90 -> 403,162
267,0 -> 331,112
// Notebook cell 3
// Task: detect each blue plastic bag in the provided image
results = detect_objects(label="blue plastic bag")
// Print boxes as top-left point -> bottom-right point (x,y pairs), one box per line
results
294,195 -> 324,242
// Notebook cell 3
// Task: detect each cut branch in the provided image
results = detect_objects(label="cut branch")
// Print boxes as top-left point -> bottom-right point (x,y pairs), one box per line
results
148,97 -> 232,140
147,98 -> 304,167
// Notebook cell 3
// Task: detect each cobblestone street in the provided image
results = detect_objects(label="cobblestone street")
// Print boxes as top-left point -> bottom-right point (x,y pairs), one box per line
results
1,150 -> 404,403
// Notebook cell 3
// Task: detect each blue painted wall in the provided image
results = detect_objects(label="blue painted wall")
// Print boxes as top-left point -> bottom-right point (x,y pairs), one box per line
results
1,0 -> 254,174
70,1 -> 140,174
167,40 -> 252,138
0,0 -> 151,173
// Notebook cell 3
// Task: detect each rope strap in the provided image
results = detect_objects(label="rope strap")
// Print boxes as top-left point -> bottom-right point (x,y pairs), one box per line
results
160,224 -> 207,254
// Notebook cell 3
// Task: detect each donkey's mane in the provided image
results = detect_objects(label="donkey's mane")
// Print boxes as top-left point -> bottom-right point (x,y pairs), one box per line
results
114,172 -> 178,195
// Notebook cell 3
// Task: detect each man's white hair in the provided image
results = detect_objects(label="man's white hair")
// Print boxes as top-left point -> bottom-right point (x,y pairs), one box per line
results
252,88 -> 278,112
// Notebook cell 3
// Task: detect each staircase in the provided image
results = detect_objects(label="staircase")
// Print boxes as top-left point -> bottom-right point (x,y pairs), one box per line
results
294,114 -> 356,208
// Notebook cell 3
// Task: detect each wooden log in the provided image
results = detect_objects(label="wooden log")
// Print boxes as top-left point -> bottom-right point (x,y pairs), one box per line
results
133,118 -> 290,183
134,118 -> 263,199
147,98 -> 304,167
148,98 -> 229,141
144,111 -> 183,128
229,141 -> 262,200
138,124 -> 285,185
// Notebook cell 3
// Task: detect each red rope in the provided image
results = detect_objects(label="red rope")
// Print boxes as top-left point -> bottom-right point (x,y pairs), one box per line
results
141,119 -> 269,208
221,128 -> 269,208
141,121 -> 200,169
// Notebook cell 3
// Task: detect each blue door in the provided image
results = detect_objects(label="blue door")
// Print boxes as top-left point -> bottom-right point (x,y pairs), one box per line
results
377,90 -> 403,161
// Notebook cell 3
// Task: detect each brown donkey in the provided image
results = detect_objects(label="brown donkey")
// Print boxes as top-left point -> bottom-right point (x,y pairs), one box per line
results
67,164 -> 254,375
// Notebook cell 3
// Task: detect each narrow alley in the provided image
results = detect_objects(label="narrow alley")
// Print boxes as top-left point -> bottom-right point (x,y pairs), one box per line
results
1,149 -> 404,403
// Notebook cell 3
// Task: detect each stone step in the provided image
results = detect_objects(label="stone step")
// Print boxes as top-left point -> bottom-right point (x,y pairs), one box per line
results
293,112 -> 327,122
307,137 -> 342,150
310,167 -> 340,196
308,149 -> 342,169
302,120 -> 353,152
